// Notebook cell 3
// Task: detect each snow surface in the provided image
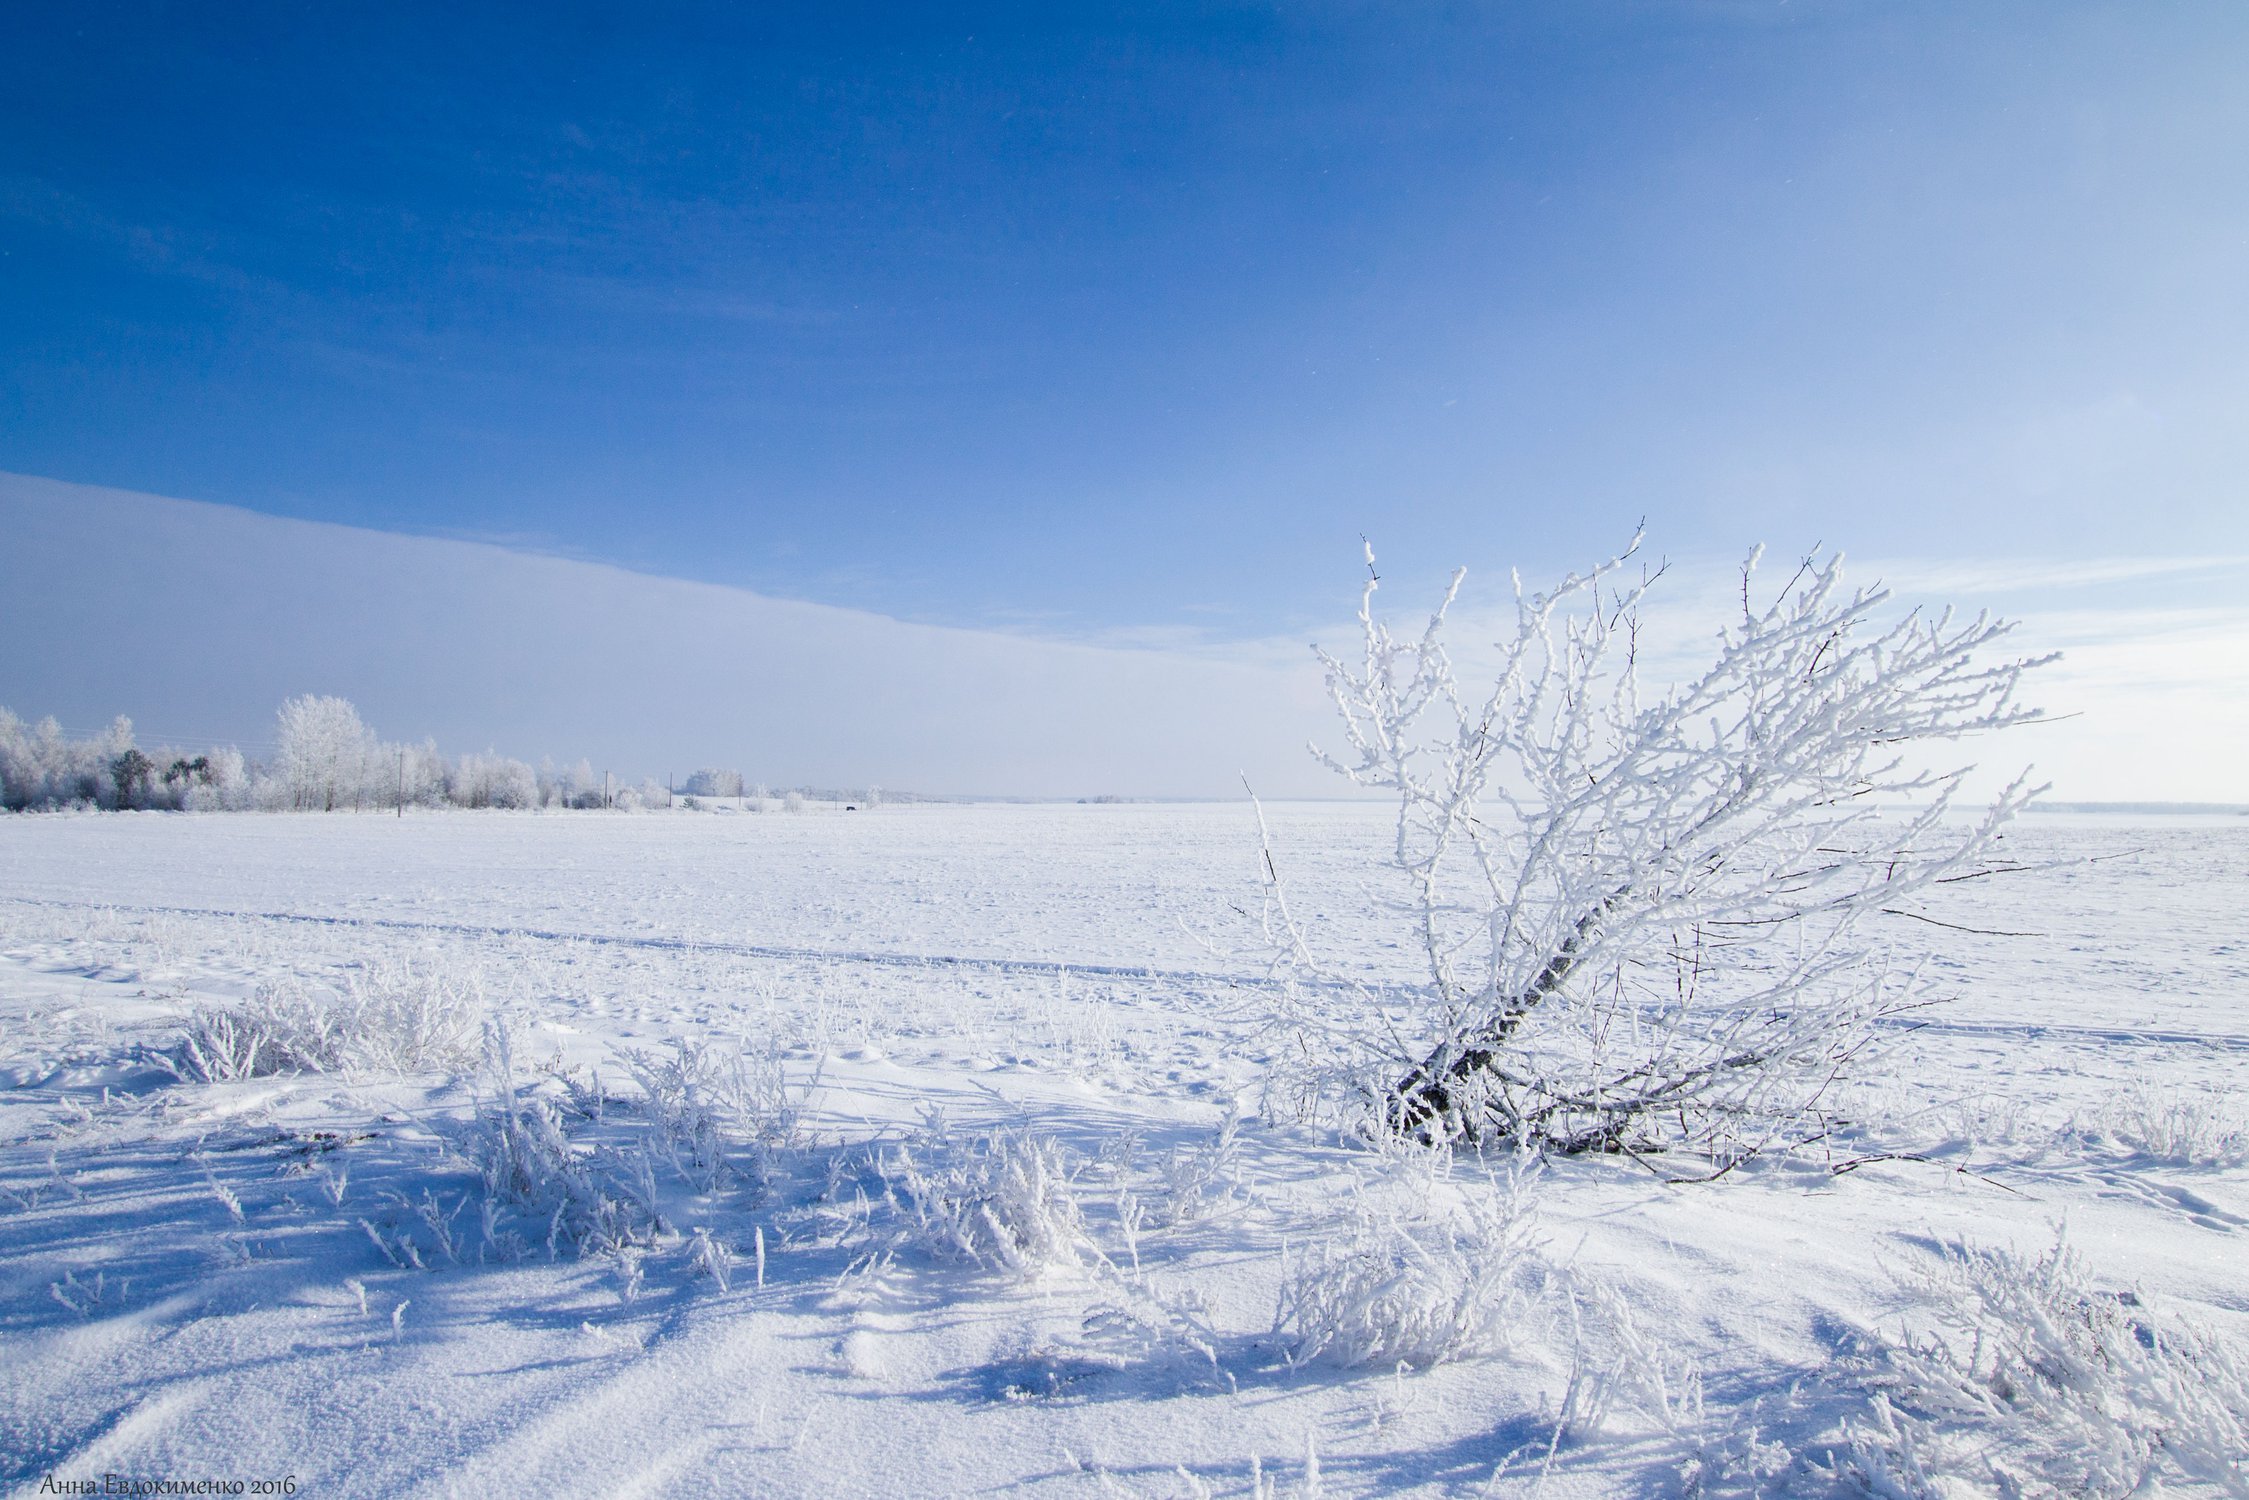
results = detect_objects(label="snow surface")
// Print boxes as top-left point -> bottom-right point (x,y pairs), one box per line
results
0,804 -> 2242,1497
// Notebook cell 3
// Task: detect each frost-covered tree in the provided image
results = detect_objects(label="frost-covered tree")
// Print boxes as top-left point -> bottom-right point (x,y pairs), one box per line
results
181,745 -> 251,811
0,710 -> 104,808
274,694 -> 378,811
1,710 -> 259,811
535,757 -> 604,810
392,738 -> 448,809
2,696 -> 616,818
109,745 -> 155,809
1264,539 -> 2049,1167
683,768 -> 745,799
0,710 -> 52,809
450,751 -> 538,810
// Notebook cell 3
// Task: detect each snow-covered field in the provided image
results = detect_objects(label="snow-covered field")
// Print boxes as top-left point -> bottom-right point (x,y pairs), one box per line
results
1,804 -> 2243,1497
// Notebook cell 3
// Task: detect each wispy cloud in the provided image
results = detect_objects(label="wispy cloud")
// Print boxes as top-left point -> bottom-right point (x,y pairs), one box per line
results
0,173 -> 296,301
1867,554 -> 2249,599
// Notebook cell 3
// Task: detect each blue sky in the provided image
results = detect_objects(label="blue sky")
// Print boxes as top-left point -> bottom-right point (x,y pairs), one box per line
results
7,2 -> 2245,640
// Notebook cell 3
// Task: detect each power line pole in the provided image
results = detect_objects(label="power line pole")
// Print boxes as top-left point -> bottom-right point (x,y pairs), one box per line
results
397,747 -> 404,819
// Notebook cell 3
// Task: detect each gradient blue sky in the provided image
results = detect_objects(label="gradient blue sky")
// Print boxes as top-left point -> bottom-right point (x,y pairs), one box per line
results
5,1 -> 2247,639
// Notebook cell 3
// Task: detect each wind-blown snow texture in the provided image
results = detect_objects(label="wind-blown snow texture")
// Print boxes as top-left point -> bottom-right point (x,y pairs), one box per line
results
1,804 -> 2242,1497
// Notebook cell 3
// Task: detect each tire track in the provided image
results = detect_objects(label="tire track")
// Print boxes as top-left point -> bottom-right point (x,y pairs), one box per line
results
9,894 -> 2247,1052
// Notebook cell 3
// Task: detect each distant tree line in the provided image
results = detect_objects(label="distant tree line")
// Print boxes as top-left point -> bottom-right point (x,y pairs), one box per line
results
0,696 -> 777,814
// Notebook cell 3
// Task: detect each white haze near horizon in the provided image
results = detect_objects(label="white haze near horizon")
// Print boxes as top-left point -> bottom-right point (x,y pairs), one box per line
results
2,471 -> 2241,803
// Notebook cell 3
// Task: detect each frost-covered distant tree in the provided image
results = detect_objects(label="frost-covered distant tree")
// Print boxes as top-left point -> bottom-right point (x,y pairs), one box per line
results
2,698 -> 602,817
684,768 -> 745,799
109,745 -> 155,809
161,755 -> 211,795
181,745 -> 251,811
0,709 -> 106,808
391,738 -> 448,809
450,751 -> 539,810
274,694 -> 378,811
542,758 -> 603,809
1,710 -> 259,811
1264,539 -> 2050,1168
0,709 -> 43,809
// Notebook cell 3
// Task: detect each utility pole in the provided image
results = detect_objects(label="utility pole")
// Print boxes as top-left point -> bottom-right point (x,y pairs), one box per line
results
397,748 -> 404,819
604,770 -> 612,810
668,772 -> 674,809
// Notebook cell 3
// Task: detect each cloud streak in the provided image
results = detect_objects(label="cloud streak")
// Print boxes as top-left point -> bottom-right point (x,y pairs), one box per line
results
0,473 -> 1335,799
2,472 -> 2238,803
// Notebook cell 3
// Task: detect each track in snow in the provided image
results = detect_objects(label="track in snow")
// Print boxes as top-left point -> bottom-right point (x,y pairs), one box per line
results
7,894 -> 2246,1054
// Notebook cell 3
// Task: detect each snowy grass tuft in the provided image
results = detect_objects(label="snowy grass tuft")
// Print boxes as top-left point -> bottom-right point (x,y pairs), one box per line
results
880,1118 -> 1092,1278
169,957 -> 484,1079
2072,1086 -> 2249,1170
464,1028 -> 654,1260
617,1033 -> 814,1197
1156,1104 -> 1246,1229
1273,1149 -> 1543,1371
1829,1231 -> 2249,1498
449,1027 -> 817,1270
1548,1273 -> 1708,1449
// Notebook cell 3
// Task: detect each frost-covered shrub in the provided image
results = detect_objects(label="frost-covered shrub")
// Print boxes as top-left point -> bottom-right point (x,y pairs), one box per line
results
1028,972 -> 1126,1081
882,1125 -> 1090,1277
1267,540 -> 2046,1159
1879,1089 -> 2061,1168
1831,1233 -> 2249,1498
1274,1152 -> 1544,1370
344,960 -> 488,1071
170,960 -> 485,1079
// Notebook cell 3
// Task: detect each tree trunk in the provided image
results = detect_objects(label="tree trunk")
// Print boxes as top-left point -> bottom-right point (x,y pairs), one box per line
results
1383,901 -> 1610,1144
